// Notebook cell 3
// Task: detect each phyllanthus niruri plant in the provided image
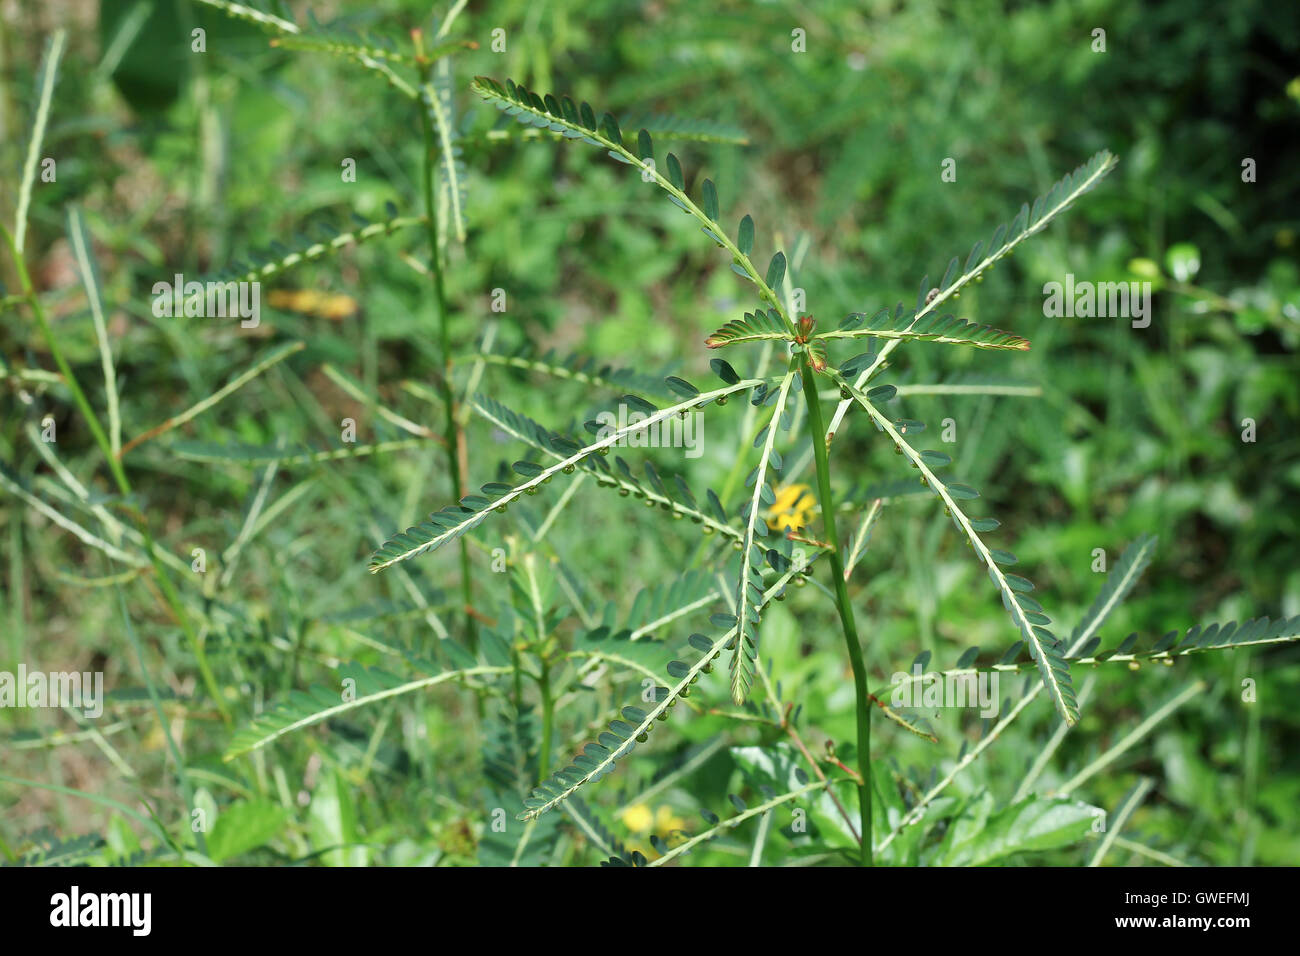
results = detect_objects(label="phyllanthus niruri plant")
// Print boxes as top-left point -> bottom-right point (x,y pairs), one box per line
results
353,76 -> 1300,865
365,77 -> 1109,836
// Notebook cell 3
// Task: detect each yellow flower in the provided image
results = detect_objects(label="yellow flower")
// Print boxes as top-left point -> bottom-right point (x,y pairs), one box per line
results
267,288 -> 358,320
765,483 -> 816,533
622,803 -> 653,833
621,804 -> 688,840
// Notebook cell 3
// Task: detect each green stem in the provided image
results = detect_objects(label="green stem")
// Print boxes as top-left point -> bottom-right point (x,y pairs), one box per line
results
4,227 -> 230,724
537,663 -> 554,783
798,353 -> 871,865
415,43 -> 476,651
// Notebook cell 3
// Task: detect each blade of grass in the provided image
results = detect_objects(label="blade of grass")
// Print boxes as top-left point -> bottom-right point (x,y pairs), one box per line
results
119,340 -> 305,458
67,207 -> 121,456
1055,681 -> 1204,797
14,31 -> 65,254
1088,776 -> 1154,867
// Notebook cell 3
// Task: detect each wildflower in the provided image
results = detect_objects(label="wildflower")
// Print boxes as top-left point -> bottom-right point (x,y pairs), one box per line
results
765,482 -> 816,532
621,803 -> 688,840
267,288 -> 358,320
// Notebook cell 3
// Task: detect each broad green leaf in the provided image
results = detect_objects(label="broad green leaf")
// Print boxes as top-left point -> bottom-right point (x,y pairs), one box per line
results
206,800 -> 290,863
308,771 -> 368,866
929,793 -> 1099,866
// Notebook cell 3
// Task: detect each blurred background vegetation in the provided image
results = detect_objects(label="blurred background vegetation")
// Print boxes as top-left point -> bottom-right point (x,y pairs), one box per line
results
1,0 -> 1297,865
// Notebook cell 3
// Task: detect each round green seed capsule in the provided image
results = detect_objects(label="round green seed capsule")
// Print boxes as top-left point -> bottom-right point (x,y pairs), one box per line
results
636,732 -> 649,743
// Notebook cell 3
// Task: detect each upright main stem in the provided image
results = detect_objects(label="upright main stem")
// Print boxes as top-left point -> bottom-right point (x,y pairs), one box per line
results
537,663 -> 554,782
798,354 -> 872,865
415,42 -> 476,650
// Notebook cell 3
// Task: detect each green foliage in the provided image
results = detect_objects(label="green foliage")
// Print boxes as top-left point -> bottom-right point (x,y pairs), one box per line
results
3,0 -> 1296,871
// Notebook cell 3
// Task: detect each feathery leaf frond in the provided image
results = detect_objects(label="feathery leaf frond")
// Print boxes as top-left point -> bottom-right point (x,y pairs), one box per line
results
828,150 -> 1118,436
886,615 -> 1300,690
1069,533 -> 1158,653
563,797 -> 629,860
270,32 -> 471,66
730,368 -> 798,703
519,553 -> 816,821
371,377 -> 760,571
470,76 -> 791,326
705,308 -> 791,348
421,79 -> 468,243
470,394 -> 746,541
620,111 -> 750,145
823,308 -> 1031,351
832,369 -> 1079,726
464,346 -> 674,397
610,570 -> 721,641
224,660 -> 510,760
643,778 -> 835,866
194,0 -> 299,34
202,213 -> 421,292
173,437 -> 428,465
904,150 -> 1117,330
